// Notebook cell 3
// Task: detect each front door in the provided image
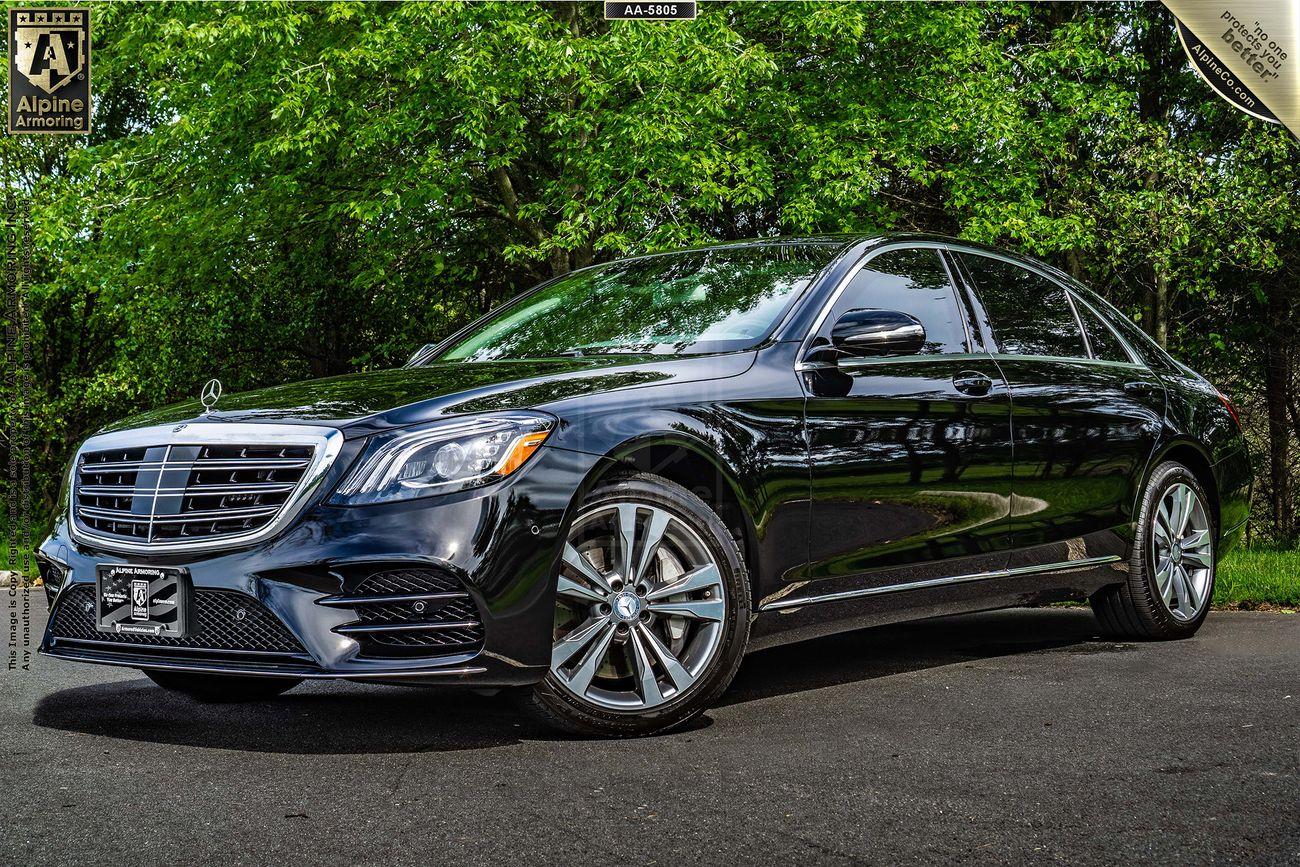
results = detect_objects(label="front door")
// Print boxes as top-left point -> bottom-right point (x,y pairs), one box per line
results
799,246 -> 1015,601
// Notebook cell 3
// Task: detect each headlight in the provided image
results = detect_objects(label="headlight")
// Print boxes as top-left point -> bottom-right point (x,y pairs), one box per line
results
331,412 -> 554,506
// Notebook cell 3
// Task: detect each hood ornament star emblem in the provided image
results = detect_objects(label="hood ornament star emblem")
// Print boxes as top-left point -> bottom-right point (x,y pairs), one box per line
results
200,378 -> 223,415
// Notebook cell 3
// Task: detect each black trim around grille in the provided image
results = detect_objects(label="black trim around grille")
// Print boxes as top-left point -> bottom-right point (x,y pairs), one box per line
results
49,584 -> 307,657
321,567 -> 485,659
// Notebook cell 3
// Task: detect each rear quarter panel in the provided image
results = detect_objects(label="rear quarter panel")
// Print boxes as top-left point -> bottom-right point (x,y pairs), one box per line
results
1156,370 -> 1251,549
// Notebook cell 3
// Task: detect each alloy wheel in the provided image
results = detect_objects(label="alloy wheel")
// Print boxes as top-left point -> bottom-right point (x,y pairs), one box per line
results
1150,482 -> 1214,622
550,502 -> 727,711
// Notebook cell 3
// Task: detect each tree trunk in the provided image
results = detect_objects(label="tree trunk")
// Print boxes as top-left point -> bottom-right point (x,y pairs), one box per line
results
1152,268 -> 1169,348
1144,273 -> 1166,347
1264,288 -> 1294,542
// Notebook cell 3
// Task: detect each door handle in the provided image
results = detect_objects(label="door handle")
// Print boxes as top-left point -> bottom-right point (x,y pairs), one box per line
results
953,371 -> 994,396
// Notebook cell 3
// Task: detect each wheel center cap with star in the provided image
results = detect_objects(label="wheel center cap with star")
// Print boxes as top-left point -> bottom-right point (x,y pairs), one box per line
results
612,591 -> 642,622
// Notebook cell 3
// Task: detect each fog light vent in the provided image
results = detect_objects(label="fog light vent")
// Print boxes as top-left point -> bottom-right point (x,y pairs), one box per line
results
317,567 -> 485,659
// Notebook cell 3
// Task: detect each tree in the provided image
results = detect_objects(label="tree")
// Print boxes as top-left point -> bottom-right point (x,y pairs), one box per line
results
2,1 -> 1297,543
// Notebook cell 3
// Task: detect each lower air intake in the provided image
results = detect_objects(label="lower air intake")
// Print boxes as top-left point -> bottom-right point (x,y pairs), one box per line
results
322,567 -> 485,659
49,584 -> 306,656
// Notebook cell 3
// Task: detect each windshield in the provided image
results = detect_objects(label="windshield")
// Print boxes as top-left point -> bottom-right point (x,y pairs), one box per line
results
434,243 -> 839,362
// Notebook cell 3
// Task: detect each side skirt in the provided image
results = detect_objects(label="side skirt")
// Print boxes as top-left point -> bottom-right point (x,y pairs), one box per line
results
747,555 -> 1124,653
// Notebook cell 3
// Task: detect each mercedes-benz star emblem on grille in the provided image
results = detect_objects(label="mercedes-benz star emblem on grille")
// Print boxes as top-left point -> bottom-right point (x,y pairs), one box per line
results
200,378 -> 223,414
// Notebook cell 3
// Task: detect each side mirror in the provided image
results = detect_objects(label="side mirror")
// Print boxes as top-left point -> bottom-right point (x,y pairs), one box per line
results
830,308 -> 926,358
405,343 -> 438,367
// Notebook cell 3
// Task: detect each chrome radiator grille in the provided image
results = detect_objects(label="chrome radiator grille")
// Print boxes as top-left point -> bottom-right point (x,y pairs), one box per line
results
69,423 -> 343,552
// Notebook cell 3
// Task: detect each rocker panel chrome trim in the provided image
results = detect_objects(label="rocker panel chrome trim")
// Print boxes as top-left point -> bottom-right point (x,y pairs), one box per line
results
759,555 -> 1123,612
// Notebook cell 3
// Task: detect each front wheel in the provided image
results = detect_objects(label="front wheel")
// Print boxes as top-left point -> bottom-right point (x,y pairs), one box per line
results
1092,461 -> 1216,639
523,472 -> 751,737
144,669 -> 302,702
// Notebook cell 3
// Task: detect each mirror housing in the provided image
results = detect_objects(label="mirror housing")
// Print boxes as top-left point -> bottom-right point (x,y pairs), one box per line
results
830,308 -> 926,358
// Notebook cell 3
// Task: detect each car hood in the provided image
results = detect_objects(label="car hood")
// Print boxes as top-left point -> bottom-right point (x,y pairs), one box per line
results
98,353 -> 755,436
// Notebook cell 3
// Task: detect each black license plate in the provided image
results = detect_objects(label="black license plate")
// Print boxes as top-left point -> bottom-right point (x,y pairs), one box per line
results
96,565 -> 191,638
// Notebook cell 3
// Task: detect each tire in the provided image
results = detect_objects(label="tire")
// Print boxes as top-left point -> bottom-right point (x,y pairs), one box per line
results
523,472 -> 751,737
144,669 -> 303,702
1091,461 -> 1216,640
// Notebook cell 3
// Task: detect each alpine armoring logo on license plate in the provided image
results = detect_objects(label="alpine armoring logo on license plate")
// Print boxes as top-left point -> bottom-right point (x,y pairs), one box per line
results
130,579 -> 150,621
7,7 -> 91,134
96,565 -> 189,638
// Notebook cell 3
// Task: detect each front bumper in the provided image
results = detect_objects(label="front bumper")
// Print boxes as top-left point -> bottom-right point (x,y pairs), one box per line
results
39,444 -> 603,685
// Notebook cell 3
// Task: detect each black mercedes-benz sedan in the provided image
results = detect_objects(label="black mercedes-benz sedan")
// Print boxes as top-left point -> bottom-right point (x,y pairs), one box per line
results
36,234 -> 1251,736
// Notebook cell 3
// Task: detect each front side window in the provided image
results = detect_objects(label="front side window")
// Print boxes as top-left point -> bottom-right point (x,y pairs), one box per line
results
434,244 -> 838,361
824,248 -> 968,354
958,254 -> 1086,358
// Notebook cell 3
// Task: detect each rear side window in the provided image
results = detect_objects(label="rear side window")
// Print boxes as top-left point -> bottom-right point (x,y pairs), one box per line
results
958,254 -> 1086,358
829,248 -> 968,354
1075,287 -> 1185,375
1073,297 -> 1132,363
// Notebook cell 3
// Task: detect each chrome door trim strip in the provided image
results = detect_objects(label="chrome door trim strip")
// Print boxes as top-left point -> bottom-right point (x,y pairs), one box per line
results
67,422 -> 345,555
759,554 -> 1122,612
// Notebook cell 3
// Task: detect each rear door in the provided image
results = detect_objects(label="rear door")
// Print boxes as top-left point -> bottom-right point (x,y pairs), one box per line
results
953,252 -> 1165,568
799,245 -> 1015,600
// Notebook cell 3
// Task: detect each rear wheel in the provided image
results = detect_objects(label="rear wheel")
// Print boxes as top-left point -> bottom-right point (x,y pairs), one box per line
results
144,670 -> 302,702
1091,461 -> 1215,639
523,472 -> 750,737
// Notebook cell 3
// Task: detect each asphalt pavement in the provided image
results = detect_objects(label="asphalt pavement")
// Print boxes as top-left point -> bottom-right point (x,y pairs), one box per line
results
2,598 -> 1297,865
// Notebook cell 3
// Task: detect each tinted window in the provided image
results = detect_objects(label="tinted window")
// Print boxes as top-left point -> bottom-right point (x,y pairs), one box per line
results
959,254 -> 1086,358
436,244 -> 837,361
1076,288 -> 1185,374
828,248 -> 967,354
1074,297 -> 1131,363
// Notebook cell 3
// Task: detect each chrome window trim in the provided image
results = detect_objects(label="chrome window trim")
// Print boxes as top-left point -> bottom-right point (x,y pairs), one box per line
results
980,353 -> 1145,369
834,352 -> 996,372
68,422 -> 345,555
1066,291 -> 1143,366
934,248 -> 975,353
760,554 -> 1122,611
1063,289 -> 1093,359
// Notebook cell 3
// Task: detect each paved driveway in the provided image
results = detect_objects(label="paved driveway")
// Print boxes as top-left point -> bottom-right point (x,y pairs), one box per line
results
3,600 -> 1297,865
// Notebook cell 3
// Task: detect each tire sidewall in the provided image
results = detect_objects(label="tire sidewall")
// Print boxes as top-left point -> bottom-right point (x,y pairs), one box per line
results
1133,462 -> 1215,637
532,473 -> 751,736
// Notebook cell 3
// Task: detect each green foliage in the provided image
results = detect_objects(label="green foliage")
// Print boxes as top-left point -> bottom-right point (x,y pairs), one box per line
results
1216,547 -> 1300,608
1,1 -> 1298,541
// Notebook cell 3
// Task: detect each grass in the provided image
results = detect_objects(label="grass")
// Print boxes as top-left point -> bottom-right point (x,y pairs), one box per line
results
1214,546 -> 1300,610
